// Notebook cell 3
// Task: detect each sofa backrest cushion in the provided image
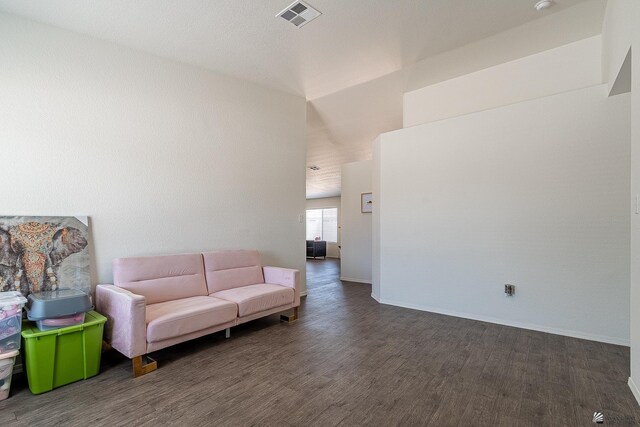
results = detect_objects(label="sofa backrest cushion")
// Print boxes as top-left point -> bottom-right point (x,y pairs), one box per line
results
202,250 -> 264,293
113,253 -> 208,305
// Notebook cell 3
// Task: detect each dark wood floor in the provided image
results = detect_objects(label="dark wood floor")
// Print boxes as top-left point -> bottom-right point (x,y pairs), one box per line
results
2,258 -> 639,426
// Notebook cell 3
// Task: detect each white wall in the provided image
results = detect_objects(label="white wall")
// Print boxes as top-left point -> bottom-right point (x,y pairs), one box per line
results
404,36 -> 603,127
305,197 -> 341,258
602,0 -> 634,96
372,137 -> 381,300
340,161 -> 372,284
405,0 -> 606,94
0,13 -> 308,293
602,0 -> 640,404
375,85 -> 630,345
632,17 -> 640,406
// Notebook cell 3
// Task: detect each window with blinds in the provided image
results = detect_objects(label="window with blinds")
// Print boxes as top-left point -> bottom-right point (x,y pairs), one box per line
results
305,208 -> 337,242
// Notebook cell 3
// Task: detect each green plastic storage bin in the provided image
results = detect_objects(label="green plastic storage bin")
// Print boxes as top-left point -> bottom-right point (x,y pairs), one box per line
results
21,311 -> 106,394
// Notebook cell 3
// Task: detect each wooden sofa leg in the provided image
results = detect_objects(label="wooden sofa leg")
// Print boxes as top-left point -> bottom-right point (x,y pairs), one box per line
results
280,306 -> 299,323
132,355 -> 157,378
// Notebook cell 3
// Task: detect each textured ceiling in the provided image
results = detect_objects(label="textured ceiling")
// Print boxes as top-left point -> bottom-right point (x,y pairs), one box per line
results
0,0 -> 596,198
306,71 -> 405,198
0,0 -> 588,99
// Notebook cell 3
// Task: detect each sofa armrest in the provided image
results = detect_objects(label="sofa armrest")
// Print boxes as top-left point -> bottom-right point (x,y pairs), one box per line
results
263,266 -> 300,307
96,284 -> 147,359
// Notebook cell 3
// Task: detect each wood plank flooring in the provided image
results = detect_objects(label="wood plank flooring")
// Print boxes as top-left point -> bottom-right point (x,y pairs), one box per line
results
2,258 -> 639,426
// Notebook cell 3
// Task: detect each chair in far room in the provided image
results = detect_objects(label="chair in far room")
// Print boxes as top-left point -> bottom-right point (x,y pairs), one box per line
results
306,240 -> 326,259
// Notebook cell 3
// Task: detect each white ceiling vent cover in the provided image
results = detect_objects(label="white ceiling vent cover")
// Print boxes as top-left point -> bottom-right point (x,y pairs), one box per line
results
277,1 -> 321,28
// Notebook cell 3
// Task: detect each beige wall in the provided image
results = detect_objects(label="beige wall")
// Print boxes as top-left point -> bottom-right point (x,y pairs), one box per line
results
305,197 -> 341,258
0,13 -> 307,293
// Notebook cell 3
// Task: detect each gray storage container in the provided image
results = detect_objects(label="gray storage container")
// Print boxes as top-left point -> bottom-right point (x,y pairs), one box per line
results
26,289 -> 92,322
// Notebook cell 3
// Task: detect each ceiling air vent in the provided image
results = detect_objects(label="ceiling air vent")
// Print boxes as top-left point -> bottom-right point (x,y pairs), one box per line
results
277,1 -> 322,28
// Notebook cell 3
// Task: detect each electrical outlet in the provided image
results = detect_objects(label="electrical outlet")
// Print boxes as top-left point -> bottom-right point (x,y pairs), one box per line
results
504,284 -> 515,296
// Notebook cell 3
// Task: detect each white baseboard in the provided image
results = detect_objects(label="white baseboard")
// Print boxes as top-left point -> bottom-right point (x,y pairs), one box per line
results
377,296 -> 630,347
629,377 -> 640,407
370,292 -> 381,303
340,277 -> 372,284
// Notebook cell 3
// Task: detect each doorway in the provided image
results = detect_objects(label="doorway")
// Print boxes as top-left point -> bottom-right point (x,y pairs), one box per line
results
304,201 -> 341,292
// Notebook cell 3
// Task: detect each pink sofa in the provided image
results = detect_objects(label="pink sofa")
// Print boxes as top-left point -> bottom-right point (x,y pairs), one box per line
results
96,250 -> 300,377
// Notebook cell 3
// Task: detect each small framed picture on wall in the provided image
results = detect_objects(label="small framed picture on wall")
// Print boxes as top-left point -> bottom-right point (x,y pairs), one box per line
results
361,192 -> 373,213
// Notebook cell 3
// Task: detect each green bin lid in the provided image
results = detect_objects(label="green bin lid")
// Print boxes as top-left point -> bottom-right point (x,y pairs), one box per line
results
21,310 -> 107,338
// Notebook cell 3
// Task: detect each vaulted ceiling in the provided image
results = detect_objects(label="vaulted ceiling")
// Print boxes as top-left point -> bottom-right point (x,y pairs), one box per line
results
0,0 -> 597,198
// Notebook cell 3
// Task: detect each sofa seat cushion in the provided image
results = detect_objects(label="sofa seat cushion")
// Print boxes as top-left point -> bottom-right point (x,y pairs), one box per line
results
146,296 -> 237,343
212,284 -> 294,317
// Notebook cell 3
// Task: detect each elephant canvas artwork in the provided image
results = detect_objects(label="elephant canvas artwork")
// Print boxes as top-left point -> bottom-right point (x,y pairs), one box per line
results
0,216 -> 90,297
